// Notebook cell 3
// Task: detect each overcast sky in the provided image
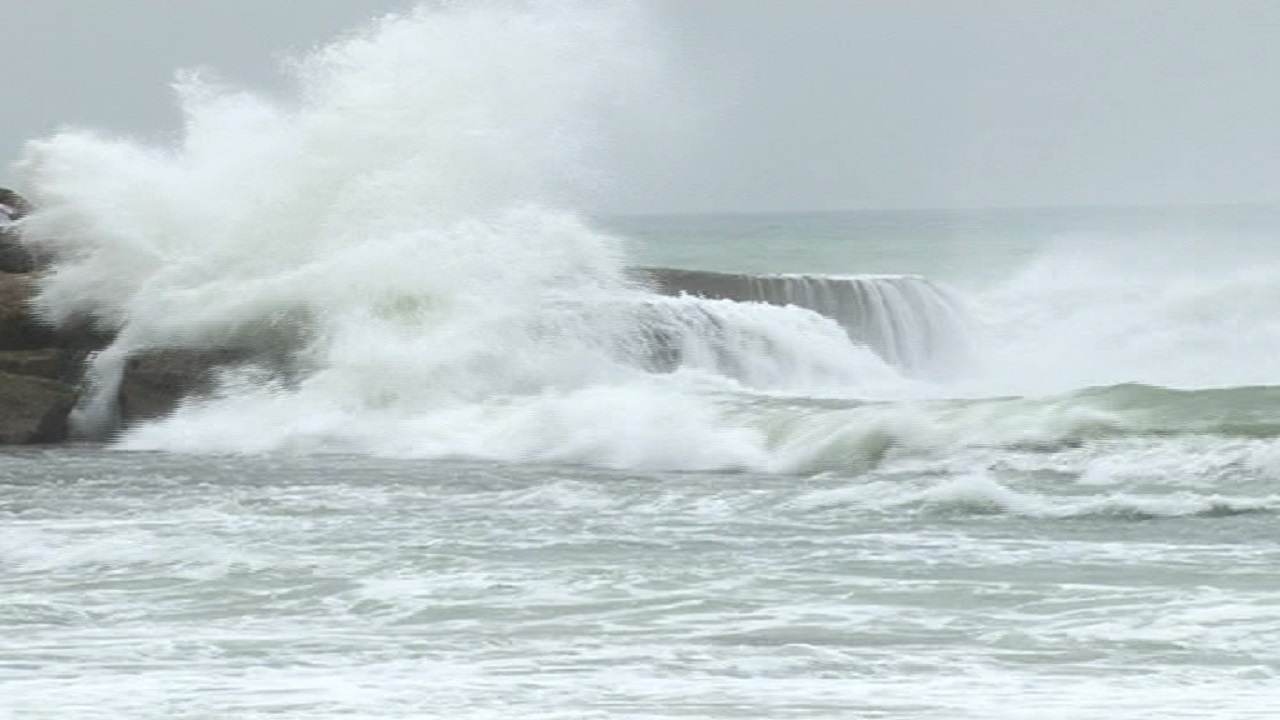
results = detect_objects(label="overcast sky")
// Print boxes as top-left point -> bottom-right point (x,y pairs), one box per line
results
5,1 -> 1280,213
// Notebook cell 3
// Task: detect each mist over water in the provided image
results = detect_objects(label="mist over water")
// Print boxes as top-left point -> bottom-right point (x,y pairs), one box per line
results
14,0 -> 920,471
5,4 -> 1280,718
16,0 -> 1280,472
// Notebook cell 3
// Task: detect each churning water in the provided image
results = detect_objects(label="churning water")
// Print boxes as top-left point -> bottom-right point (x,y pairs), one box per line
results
3,2 -> 1280,718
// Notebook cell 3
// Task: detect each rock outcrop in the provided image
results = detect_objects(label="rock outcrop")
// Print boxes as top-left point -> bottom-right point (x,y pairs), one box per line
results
0,183 -> 966,447
0,188 -> 93,444
0,187 -> 35,273
0,188 -> 32,219
0,273 -> 58,350
117,348 -> 253,426
0,229 -> 35,274
0,371 -> 76,444
0,187 -> 303,443
0,349 -> 63,381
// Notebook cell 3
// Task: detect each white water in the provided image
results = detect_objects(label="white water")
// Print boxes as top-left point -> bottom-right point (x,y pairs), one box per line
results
643,269 -> 973,377
15,1 -> 1280,475
6,4 -> 1280,718
3,446 -> 1278,720
9,0 -> 1280,465
15,0 -> 928,469
967,231 -> 1280,394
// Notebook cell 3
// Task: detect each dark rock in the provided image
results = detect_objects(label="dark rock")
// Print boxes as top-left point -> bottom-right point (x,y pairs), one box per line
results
55,315 -> 116,358
0,188 -> 32,220
637,266 -> 756,300
0,190 -> 51,273
117,348 -> 253,425
0,227 -> 35,274
0,273 -> 57,350
0,349 -> 63,381
0,371 -> 76,444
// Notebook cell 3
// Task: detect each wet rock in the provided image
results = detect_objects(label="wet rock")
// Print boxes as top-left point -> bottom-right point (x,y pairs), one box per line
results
0,188 -> 34,272
0,190 -> 53,273
55,316 -> 116,360
117,348 -> 253,425
0,188 -> 32,220
0,371 -> 76,444
0,349 -> 63,381
0,227 -> 35,274
637,266 -> 753,300
0,273 -> 56,350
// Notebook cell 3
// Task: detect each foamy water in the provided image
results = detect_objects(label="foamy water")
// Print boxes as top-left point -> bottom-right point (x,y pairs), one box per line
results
4,1 -> 1280,718
3,446 -> 1277,719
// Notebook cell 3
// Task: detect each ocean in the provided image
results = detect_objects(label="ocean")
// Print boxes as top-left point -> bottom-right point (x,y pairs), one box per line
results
4,3 -> 1280,719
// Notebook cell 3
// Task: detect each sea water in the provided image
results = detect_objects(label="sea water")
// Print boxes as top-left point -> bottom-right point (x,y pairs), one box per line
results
3,2 -> 1279,718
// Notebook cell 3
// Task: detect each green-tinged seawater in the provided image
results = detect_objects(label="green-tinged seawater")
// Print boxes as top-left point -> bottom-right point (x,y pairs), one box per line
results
609,204 -> 1280,285
6,205 -> 1280,718
2,442 -> 1277,719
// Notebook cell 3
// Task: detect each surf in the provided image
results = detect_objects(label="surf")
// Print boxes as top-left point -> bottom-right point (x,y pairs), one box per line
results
11,1 -> 1280,478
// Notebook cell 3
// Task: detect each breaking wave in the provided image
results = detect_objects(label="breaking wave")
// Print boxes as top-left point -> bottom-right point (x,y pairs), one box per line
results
11,0 -> 1280,487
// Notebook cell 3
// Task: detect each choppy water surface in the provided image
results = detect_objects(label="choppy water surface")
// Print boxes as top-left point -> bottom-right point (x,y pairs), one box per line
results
3,447 -> 1278,719
6,1 -> 1280,717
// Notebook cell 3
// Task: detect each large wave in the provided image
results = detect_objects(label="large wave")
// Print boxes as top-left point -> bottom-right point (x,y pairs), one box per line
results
966,230 -> 1280,394
12,1 -> 912,469
13,1 -> 1280,478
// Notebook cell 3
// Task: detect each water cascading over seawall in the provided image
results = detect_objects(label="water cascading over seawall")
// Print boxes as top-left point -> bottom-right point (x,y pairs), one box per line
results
640,267 -> 971,377
8,0 -> 976,452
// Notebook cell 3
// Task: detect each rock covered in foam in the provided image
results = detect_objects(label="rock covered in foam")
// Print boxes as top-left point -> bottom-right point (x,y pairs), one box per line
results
0,188 -> 32,220
0,225 -> 108,442
0,188 -> 36,274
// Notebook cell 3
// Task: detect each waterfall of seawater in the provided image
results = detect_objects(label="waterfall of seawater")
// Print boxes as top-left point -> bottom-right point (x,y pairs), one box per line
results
641,267 -> 972,377
11,1 -> 971,460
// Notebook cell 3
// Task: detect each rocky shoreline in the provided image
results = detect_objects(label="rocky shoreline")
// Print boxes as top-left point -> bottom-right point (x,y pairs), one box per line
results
0,190 -> 690,446
0,188 -> 948,446
1,191 -> 233,445
0,192 -> 677,447
1,208 -> 84,444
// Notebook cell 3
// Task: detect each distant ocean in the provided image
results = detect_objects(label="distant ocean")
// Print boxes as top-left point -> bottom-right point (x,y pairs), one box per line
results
4,3 -> 1279,719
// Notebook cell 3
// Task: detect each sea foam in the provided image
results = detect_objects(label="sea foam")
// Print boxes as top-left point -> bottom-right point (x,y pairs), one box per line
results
16,1 -> 913,468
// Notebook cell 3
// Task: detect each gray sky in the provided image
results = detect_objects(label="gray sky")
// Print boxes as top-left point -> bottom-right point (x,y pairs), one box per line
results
5,1 -> 1280,213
